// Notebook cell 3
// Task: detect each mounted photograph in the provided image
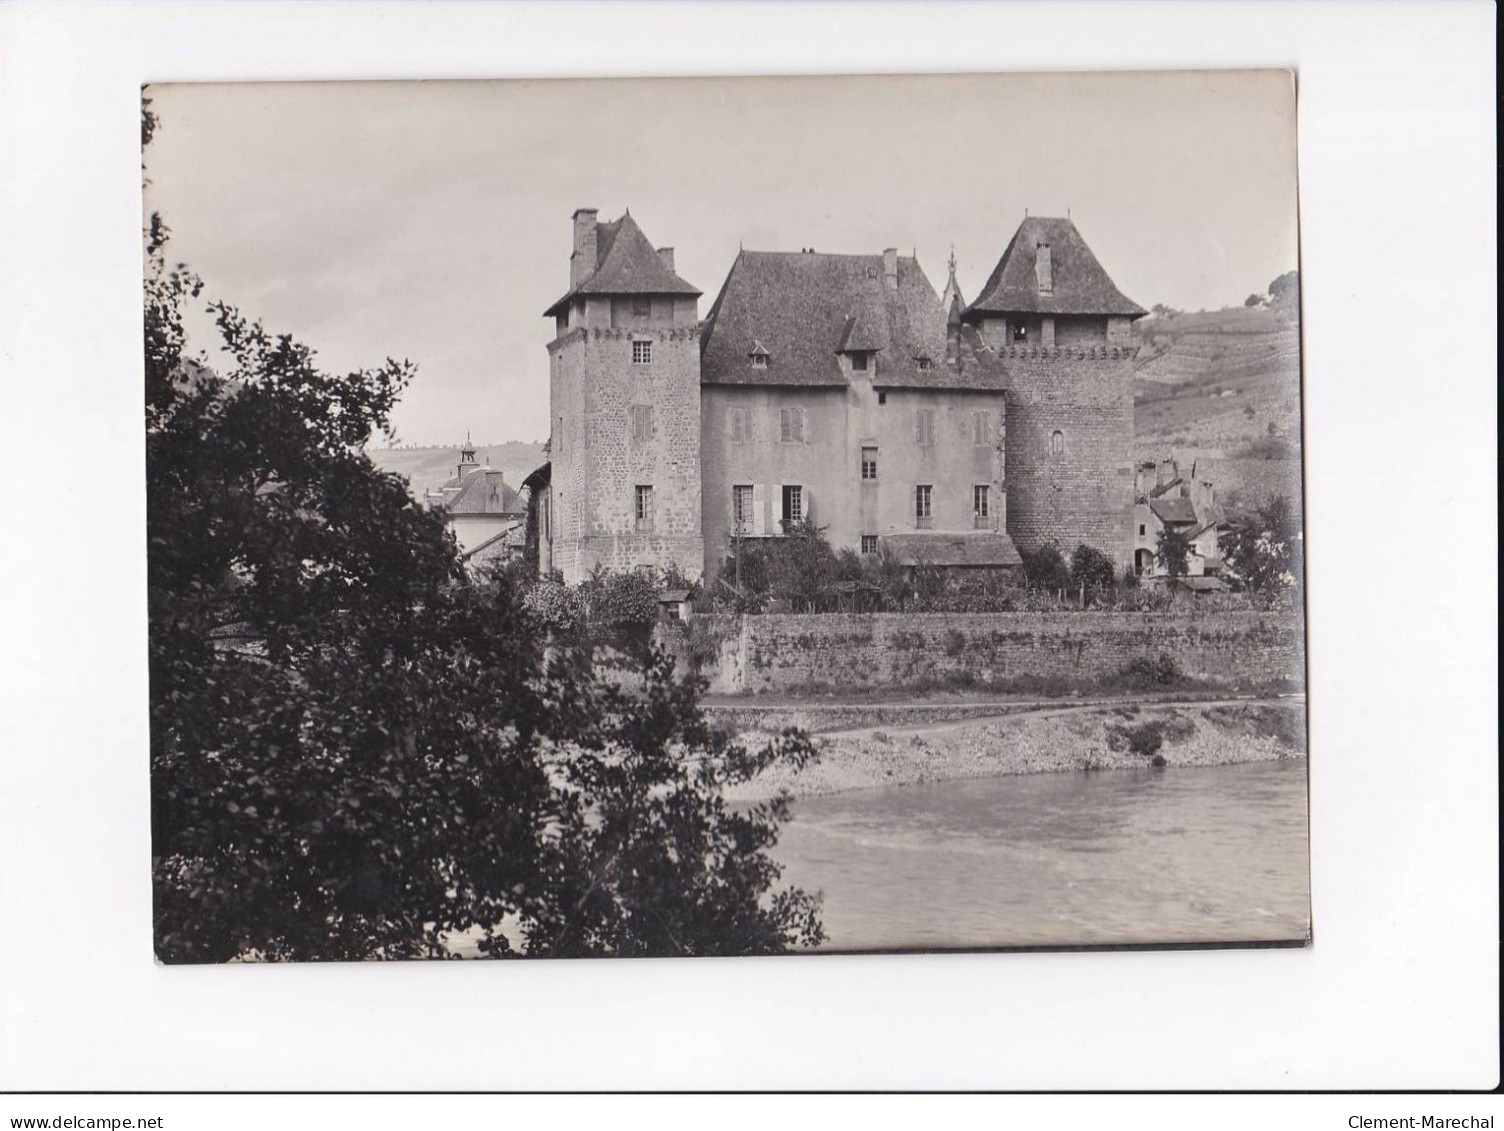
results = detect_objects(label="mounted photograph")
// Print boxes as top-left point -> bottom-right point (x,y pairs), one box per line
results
144,70 -> 1307,962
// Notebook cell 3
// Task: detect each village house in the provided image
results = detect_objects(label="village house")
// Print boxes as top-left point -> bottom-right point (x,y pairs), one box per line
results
526,209 -> 1146,586
424,434 -> 527,561
1132,458 -> 1227,579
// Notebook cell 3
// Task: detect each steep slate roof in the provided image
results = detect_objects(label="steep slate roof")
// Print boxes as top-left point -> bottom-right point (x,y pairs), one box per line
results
543,211 -> 701,317
436,467 -> 525,516
1150,497 -> 1198,526
965,217 -> 1146,318
882,530 -> 1023,568
700,250 -> 1006,391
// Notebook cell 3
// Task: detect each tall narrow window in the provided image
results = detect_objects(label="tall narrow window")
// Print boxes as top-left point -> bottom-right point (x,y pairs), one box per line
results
631,340 -> 653,365
915,485 -> 933,527
557,416 -> 564,453
860,446 -> 879,481
861,534 -> 879,555
781,485 -> 804,530
1050,429 -> 1065,457
630,404 -> 654,443
915,408 -> 935,447
732,485 -> 754,534
972,411 -> 992,446
973,484 -> 990,519
779,407 -> 805,444
634,485 -> 654,533
729,407 -> 751,442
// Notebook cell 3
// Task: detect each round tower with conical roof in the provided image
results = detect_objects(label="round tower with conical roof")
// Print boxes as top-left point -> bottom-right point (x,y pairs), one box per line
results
962,217 -> 1145,570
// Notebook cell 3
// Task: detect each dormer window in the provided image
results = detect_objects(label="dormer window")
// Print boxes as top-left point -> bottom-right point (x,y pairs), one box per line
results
751,354 -> 768,369
849,351 -> 869,372
915,356 -> 932,371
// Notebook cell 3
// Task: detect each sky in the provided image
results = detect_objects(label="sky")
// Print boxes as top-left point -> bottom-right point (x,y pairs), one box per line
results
144,71 -> 1299,446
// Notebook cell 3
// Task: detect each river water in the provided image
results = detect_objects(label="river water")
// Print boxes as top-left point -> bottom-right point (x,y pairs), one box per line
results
771,759 -> 1310,951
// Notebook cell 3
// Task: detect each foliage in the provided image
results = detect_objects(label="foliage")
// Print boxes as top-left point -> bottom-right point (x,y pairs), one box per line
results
1268,269 -> 1300,309
1068,544 -> 1118,600
1020,544 -> 1071,593
1155,526 -> 1192,580
145,178 -> 821,961
1220,494 -> 1303,600
1122,653 -> 1186,688
1244,293 -> 1266,308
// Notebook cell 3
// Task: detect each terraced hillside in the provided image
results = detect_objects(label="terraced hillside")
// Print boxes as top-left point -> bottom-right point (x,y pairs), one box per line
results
1132,306 -> 1303,513
367,441 -> 547,502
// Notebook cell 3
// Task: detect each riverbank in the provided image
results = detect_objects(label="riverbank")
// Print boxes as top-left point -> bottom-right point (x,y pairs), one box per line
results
727,697 -> 1306,803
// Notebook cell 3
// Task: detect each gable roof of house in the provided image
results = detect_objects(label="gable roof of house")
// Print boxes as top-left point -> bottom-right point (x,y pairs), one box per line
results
965,216 -> 1146,319
543,211 -> 701,317
882,530 -> 1023,568
1149,497 -> 1198,526
699,250 -> 1007,391
434,467 -> 525,516
459,519 -> 527,564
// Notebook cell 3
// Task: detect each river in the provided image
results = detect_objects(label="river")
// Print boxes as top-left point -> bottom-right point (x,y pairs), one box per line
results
771,759 -> 1310,951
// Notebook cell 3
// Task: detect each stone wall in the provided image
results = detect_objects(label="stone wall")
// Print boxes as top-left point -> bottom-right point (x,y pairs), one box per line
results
669,610 -> 1304,695
999,346 -> 1138,570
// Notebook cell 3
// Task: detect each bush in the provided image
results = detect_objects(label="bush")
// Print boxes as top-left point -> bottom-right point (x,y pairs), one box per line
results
1020,544 -> 1071,593
1123,652 -> 1186,688
1069,544 -> 1118,600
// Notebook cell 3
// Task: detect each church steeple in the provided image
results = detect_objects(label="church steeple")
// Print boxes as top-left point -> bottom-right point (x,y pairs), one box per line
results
458,431 -> 478,478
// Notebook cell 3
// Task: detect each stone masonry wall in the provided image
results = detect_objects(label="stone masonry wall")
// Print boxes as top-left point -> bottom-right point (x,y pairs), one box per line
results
1000,346 -> 1137,571
673,610 -> 1304,695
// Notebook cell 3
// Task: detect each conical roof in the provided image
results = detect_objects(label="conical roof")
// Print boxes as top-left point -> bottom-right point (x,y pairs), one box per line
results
965,216 -> 1145,318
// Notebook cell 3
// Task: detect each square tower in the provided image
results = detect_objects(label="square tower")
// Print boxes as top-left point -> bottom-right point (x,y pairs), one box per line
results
543,210 -> 705,584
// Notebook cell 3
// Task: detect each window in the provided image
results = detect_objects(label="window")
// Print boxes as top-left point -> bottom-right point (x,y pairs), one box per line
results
1139,523 -> 1147,537
781,485 -> 804,530
732,485 -> 754,534
974,484 -> 990,519
779,407 -> 805,444
1050,429 -> 1065,457
632,296 -> 651,320
1013,323 -> 1029,343
557,415 -> 564,453
915,408 -> 935,446
751,353 -> 768,369
861,534 -> 879,555
972,411 -> 992,446
729,406 -> 751,442
849,351 -> 869,372
632,340 -> 653,365
1035,243 -> 1053,296
630,404 -> 654,443
915,484 -> 933,525
634,485 -> 654,533
861,446 -> 878,481
877,391 -> 887,405
916,356 -> 932,371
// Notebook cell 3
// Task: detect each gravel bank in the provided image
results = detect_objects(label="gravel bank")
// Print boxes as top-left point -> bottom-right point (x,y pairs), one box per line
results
726,699 -> 1306,803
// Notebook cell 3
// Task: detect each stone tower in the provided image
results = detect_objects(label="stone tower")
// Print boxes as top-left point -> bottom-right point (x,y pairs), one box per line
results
962,217 -> 1145,570
543,209 -> 705,584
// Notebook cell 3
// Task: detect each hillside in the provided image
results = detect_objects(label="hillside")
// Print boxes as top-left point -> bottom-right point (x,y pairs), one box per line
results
367,441 -> 547,502
1131,306 -> 1303,513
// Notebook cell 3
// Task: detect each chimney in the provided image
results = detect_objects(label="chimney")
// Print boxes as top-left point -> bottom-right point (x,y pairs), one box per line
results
883,247 -> 898,290
657,247 -> 675,274
570,208 -> 598,289
1035,243 -> 1053,295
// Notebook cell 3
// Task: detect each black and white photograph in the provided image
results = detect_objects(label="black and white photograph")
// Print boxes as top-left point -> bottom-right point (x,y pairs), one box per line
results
142,70 -> 1309,961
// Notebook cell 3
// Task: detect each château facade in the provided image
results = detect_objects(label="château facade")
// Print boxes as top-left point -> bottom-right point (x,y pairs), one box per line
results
531,208 -> 1145,586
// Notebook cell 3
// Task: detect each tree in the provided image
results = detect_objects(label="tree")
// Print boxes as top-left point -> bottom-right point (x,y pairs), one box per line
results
146,123 -> 821,963
1155,527 -> 1192,580
1220,494 -> 1302,598
1069,543 -> 1118,599
1244,293 -> 1266,308
1021,544 -> 1071,593
1268,270 -> 1300,310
